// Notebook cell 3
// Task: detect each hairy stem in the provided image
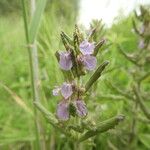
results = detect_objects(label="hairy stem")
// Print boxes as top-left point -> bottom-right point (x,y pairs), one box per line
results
78,115 -> 125,142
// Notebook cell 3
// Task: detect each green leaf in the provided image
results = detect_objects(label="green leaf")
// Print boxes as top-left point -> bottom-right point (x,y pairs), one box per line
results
139,134 -> 150,149
85,61 -> 109,92
29,0 -> 47,43
78,115 -> 125,142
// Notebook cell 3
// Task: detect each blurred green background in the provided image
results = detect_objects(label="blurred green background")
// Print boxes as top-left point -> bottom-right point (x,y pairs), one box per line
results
0,0 -> 150,150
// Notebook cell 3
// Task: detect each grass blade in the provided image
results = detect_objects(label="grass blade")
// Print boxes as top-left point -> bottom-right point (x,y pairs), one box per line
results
0,82 -> 33,115
29,0 -> 47,43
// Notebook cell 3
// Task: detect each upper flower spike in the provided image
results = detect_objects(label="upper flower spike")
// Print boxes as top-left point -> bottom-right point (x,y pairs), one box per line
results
61,82 -> 73,99
79,40 -> 95,55
59,51 -> 73,70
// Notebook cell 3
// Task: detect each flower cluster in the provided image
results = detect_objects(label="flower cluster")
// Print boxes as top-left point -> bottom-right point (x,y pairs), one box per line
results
59,40 -> 97,71
53,40 -> 97,121
52,25 -> 106,121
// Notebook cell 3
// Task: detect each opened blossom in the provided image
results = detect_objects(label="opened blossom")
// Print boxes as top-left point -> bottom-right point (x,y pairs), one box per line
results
138,39 -> 145,49
59,51 -> 73,70
140,24 -> 145,34
57,101 -> 69,121
61,82 -> 73,99
74,100 -> 87,117
79,40 -> 95,55
53,82 -> 73,99
56,100 -> 87,120
81,55 -> 97,70
78,40 -> 97,70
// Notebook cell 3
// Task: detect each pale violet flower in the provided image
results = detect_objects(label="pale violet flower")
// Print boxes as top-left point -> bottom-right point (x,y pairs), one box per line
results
79,40 -> 95,55
56,101 -> 69,121
59,51 -> 73,70
138,39 -> 145,49
140,24 -> 145,34
61,82 -> 73,99
79,55 -> 97,71
74,100 -> 87,117
52,82 -> 73,99
52,87 -> 61,96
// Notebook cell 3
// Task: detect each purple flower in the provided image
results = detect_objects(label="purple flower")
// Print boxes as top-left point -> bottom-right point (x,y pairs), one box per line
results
80,55 -> 97,70
79,40 -> 95,55
59,51 -> 73,70
52,87 -> 61,96
138,39 -> 145,49
74,100 -> 87,117
140,25 -> 145,34
56,101 -> 69,121
61,82 -> 73,99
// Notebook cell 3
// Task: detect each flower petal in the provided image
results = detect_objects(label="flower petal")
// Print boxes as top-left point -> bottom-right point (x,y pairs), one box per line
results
59,51 -> 73,70
56,101 -> 69,121
74,100 -> 87,117
82,55 -> 97,70
140,24 -> 145,34
52,87 -> 60,96
138,39 -> 145,49
79,40 -> 95,55
61,82 -> 73,99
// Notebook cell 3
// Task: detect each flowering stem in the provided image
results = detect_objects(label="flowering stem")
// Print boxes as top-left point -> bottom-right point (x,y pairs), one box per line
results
85,61 -> 109,92
34,102 -> 58,124
133,85 -> 150,120
106,80 -> 133,100
78,115 -> 125,142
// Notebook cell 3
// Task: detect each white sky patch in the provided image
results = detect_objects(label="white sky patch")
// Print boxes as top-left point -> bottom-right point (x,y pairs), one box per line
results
78,0 -> 150,28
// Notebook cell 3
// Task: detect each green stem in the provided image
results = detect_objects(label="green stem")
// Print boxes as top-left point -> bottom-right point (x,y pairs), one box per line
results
78,115 -> 125,142
117,45 -> 140,66
93,39 -> 105,56
21,0 -> 46,149
106,81 -> 133,100
133,86 -> 150,120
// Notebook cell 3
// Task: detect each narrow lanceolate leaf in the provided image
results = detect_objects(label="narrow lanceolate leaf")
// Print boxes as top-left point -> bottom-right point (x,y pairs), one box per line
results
78,115 -> 125,142
29,0 -> 47,43
88,27 -> 97,41
61,31 -> 74,46
132,19 -> 142,36
85,61 -> 109,92
60,32 -> 70,50
93,39 -> 106,56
